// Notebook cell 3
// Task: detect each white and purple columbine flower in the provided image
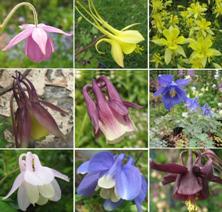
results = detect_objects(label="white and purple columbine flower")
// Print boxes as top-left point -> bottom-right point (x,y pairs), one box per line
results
201,103 -> 213,117
83,76 -> 143,144
154,74 -> 190,111
77,151 -> 147,212
185,97 -> 199,112
3,152 -> 69,211
3,23 -> 72,62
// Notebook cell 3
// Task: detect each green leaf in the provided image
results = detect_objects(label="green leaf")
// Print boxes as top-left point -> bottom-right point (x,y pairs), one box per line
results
164,48 -> 172,64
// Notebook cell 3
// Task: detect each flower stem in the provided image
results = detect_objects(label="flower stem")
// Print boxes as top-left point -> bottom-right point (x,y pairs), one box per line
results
0,2 -> 38,31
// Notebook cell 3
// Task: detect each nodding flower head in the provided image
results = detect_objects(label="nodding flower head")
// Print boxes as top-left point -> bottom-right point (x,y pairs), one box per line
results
10,72 -> 68,147
3,23 -> 72,62
151,150 -> 222,203
77,151 -> 147,212
154,74 -> 190,111
3,152 -> 69,211
82,76 -> 143,143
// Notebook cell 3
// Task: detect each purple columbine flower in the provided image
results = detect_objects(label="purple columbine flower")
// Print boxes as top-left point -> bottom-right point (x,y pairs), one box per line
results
154,74 -> 190,111
201,104 -> 213,117
185,97 -> 199,112
3,24 -> 72,62
151,150 -> 222,203
82,76 -> 143,144
77,151 -> 147,212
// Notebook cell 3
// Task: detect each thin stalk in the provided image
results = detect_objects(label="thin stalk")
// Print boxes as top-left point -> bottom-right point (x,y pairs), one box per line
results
0,2 -> 38,31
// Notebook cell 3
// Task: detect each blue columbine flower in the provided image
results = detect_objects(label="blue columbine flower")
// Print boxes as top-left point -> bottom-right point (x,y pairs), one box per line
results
154,74 -> 190,111
185,97 -> 199,112
77,151 -> 147,212
201,104 -> 213,117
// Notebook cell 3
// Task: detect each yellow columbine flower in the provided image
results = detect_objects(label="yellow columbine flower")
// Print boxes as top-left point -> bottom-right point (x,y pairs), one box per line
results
76,0 -> 144,67
189,36 -> 221,68
152,26 -> 187,64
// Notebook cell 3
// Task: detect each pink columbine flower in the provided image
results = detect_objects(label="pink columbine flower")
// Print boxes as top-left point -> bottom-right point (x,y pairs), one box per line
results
2,23 -> 72,62
83,76 -> 143,143
3,152 -> 69,211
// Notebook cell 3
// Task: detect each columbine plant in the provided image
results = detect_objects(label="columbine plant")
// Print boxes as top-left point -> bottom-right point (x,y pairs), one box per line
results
77,151 -> 147,212
154,74 -> 214,116
76,0 -> 144,67
83,76 -> 143,143
3,152 -> 69,211
0,2 -> 71,62
151,149 -> 222,211
10,72 -> 68,147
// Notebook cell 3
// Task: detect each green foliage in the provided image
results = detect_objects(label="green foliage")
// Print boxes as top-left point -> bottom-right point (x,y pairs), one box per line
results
75,150 -> 148,212
0,0 -> 73,68
75,0 -> 147,68
75,70 -> 148,148
0,150 -> 73,211
150,70 -> 222,148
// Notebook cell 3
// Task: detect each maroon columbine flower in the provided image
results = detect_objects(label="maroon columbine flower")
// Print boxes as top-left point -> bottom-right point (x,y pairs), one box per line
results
150,150 -> 222,202
11,72 -> 67,147
82,76 -> 143,144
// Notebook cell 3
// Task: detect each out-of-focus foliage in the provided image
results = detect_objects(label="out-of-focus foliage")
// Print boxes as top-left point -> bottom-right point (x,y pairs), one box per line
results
75,150 -> 148,212
0,150 -> 73,212
75,0 -> 147,68
0,0 -> 73,68
150,0 -> 222,68
150,70 -> 222,148
150,149 -> 222,211
75,70 -> 148,148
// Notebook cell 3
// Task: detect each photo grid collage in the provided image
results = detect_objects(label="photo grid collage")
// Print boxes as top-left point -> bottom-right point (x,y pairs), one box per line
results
1,0 -> 222,212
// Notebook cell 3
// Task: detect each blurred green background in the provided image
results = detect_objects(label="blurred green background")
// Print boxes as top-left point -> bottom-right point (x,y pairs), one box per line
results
0,150 -> 73,212
75,70 -> 148,148
0,0 -> 73,68
75,150 -> 148,212
150,149 -> 222,212
75,0 -> 147,68
150,70 -> 222,148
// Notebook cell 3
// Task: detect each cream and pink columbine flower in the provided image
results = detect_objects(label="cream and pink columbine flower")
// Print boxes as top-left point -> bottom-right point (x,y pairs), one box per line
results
3,152 -> 69,211
2,23 -> 72,62
83,76 -> 143,143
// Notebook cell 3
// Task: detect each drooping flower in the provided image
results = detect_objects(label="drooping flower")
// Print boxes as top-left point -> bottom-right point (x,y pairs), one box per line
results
77,151 -> 147,212
185,97 -> 199,112
150,150 -> 222,206
83,76 -> 142,143
201,103 -> 213,117
76,0 -> 144,67
11,72 -> 68,147
3,152 -> 69,211
3,24 -> 71,62
154,74 -> 190,111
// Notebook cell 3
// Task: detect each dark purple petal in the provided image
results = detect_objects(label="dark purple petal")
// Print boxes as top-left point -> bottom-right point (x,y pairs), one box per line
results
175,79 -> 190,87
115,161 -> 142,200
82,84 -> 99,135
158,75 -> 173,87
210,175 -> 222,184
88,152 -> 115,173
77,172 -> 100,196
150,160 -> 188,174
162,174 -> 177,185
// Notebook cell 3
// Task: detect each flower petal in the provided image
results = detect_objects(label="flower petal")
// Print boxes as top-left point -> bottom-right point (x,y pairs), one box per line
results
38,23 -> 72,36
24,182 -> 39,204
36,194 -> 48,206
116,30 -> 144,43
2,28 -> 33,51
158,75 -> 173,87
115,162 -> 142,200
39,183 -> 55,199
31,27 -> 48,55
150,160 -> 188,174
162,174 -> 177,185
77,172 -> 100,196
51,168 -> 69,182
50,180 -> 61,201
77,161 -> 90,174
17,184 -> 30,211
3,173 -> 24,199
175,79 -> 190,87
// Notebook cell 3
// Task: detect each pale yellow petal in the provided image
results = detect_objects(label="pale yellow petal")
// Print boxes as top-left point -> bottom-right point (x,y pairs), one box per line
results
120,42 -> 137,54
116,30 -> 144,44
110,40 -> 124,67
